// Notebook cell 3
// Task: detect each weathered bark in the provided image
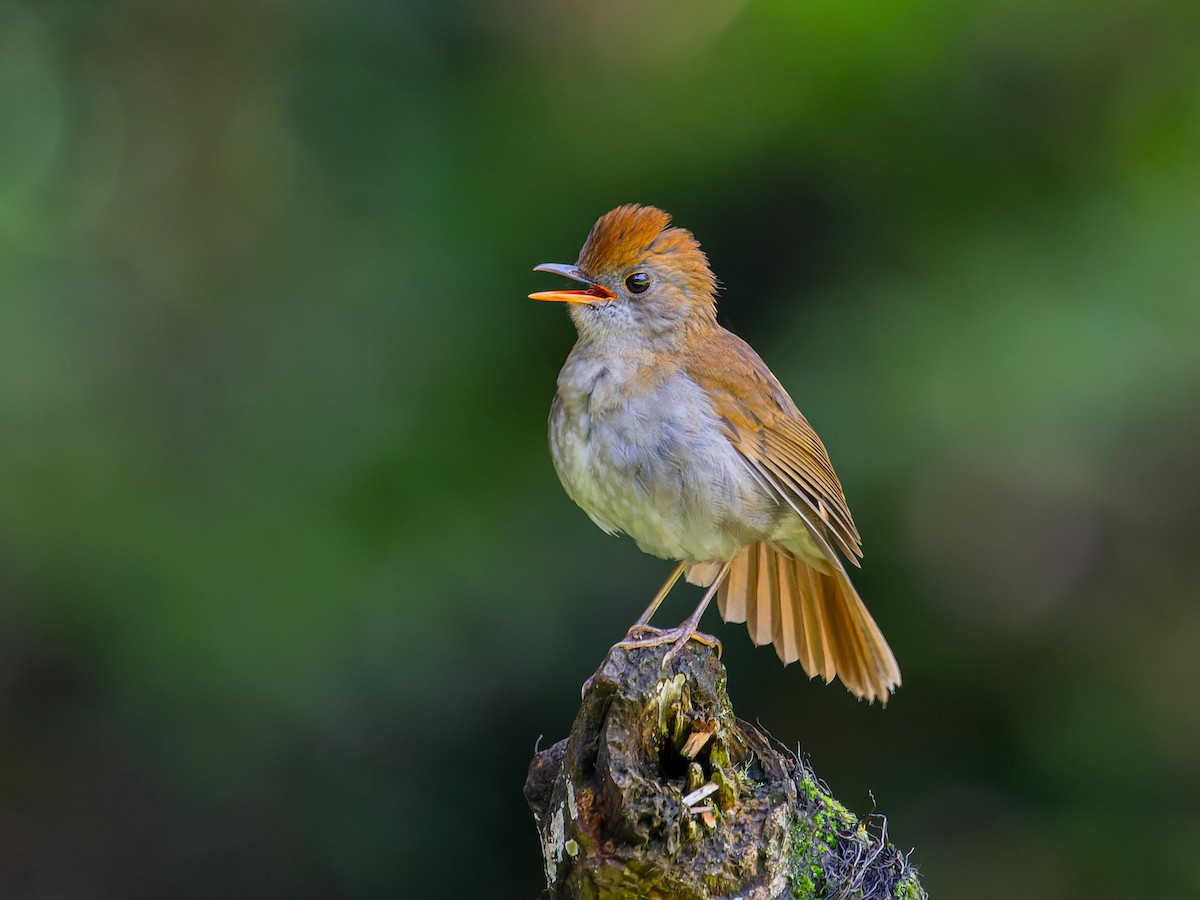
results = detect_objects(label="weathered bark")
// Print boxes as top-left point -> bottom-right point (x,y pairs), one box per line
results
525,642 -> 925,899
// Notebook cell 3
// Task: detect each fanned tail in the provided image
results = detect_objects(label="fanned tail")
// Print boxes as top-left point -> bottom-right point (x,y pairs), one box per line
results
715,542 -> 901,704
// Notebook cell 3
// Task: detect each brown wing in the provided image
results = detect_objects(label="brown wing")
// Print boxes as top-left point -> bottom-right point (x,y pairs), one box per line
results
685,330 -> 863,564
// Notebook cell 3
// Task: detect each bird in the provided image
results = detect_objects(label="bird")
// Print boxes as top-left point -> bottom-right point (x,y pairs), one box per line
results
530,204 -> 900,703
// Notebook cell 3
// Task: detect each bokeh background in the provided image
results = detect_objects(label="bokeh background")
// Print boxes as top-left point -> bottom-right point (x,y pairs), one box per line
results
2,0 -> 1198,897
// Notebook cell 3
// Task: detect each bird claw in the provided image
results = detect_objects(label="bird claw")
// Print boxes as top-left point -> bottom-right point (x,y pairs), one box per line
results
614,626 -> 722,664
624,624 -> 669,640
614,630 -> 676,653
584,626 -> 721,696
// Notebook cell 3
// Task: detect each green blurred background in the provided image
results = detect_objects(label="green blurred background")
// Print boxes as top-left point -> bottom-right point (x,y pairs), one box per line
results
2,0 -> 1198,897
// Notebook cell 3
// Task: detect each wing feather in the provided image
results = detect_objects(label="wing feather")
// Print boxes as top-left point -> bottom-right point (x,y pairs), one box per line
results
686,331 -> 862,563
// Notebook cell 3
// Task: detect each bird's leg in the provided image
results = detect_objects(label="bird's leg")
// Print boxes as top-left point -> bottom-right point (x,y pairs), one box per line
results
623,561 -> 687,639
616,560 -> 733,661
662,559 -> 733,666
583,562 -> 690,698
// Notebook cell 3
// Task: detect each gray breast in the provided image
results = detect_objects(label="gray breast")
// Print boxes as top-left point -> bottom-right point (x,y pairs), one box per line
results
549,353 -> 777,562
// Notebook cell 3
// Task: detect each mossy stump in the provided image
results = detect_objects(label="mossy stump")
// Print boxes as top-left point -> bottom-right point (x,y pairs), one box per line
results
525,642 -> 925,899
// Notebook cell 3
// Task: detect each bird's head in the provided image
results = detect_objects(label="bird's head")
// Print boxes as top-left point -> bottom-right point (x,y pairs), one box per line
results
530,204 -> 718,346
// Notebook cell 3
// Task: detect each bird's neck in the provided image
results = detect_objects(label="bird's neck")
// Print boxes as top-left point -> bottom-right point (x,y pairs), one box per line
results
571,315 -> 718,363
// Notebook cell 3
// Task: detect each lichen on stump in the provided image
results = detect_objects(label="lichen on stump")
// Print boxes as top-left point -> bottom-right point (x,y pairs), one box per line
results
525,642 -> 925,899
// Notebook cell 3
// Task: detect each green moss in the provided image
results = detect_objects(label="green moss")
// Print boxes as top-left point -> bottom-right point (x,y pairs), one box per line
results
789,803 -> 839,899
895,873 -> 928,900
788,771 -> 926,900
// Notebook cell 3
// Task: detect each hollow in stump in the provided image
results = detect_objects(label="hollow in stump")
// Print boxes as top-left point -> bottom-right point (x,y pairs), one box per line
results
525,642 -> 925,899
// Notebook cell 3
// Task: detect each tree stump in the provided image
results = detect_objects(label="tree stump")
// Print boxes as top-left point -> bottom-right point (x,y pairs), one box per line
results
525,642 -> 926,899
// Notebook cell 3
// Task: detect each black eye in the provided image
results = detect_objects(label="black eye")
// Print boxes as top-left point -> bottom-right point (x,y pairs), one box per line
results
625,272 -> 650,294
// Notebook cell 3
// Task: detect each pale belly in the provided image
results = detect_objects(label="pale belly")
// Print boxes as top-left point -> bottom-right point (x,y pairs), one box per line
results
548,353 -> 782,564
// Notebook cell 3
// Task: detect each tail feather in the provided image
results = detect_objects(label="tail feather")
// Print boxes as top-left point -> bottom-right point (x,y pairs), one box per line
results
718,551 -> 749,624
742,542 -> 764,643
716,542 -> 900,703
821,573 -> 867,698
797,563 -> 828,681
751,541 -> 774,646
771,549 -> 801,665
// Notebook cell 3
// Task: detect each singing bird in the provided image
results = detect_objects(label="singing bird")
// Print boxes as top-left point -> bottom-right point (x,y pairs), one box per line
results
530,204 -> 900,703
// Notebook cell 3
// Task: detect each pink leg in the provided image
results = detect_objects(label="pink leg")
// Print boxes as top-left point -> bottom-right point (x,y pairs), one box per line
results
624,560 -> 687,637
662,559 -> 733,665
616,559 -> 733,661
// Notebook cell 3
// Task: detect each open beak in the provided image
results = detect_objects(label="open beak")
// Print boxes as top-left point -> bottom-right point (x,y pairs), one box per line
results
529,262 -> 615,305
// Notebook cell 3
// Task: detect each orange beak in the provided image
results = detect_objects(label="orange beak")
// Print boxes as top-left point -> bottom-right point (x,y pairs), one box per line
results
529,263 -> 615,305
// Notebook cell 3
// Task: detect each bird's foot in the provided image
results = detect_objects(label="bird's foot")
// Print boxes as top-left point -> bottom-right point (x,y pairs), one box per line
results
615,625 -> 722,663
582,627 -> 721,697
623,623 -> 669,640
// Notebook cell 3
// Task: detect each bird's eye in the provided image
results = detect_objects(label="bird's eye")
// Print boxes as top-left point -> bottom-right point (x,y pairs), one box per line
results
625,272 -> 650,294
